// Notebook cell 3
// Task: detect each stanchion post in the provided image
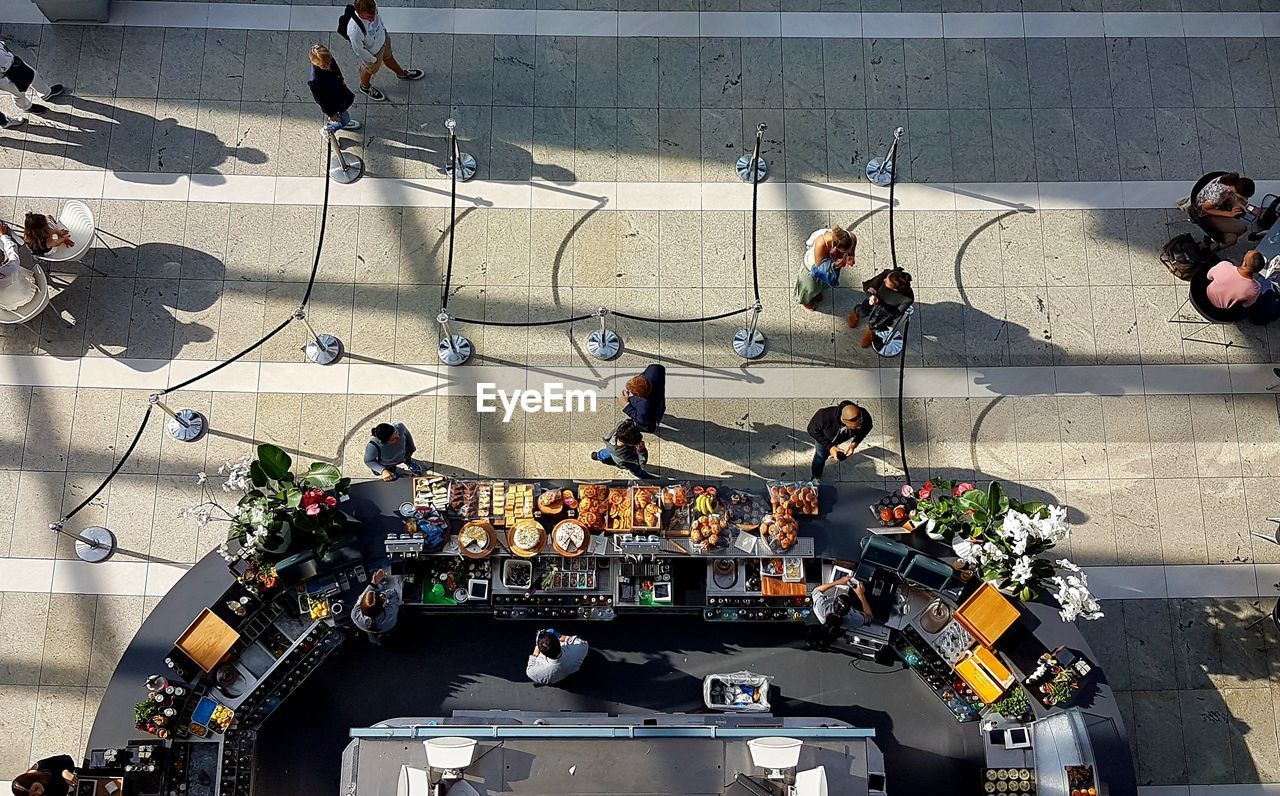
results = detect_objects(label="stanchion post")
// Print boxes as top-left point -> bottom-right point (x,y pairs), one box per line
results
444,119 -> 477,182
736,122 -> 768,183
436,311 -> 474,366
586,306 -> 622,361
866,126 -> 904,187
48,521 -> 117,563
733,301 -> 767,359
149,393 -> 206,442
325,127 -> 364,184
294,308 -> 344,365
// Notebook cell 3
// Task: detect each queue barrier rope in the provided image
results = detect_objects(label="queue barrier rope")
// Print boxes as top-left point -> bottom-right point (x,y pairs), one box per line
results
57,138 -> 339,525
437,125 -> 769,332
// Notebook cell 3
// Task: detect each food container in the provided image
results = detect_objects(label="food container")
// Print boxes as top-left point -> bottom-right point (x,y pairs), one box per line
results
726,489 -> 769,529
502,559 -> 533,589
690,485 -> 721,517
606,487 -> 632,531
505,482 -> 537,527
632,486 -> 663,530
508,519 -> 547,558
662,483 -> 692,533
766,480 -> 820,516
576,483 -> 609,530
689,514 -> 732,551
413,476 -> 450,512
703,671 -> 772,713
551,519 -> 590,557
759,513 -> 799,552
457,520 -> 497,559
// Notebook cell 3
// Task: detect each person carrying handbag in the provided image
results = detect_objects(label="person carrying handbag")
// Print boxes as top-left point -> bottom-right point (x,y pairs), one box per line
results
794,227 -> 856,310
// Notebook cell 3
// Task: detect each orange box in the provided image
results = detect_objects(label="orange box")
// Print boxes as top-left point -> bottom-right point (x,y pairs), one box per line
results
972,644 -> 1015,687
955,583 -> 1020,648
955,655 -> 1006,704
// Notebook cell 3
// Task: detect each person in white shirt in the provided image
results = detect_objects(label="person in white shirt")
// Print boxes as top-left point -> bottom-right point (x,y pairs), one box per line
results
526,630 -> 588,685
0,40 -> 63,125
344,0 -> 422,102
0,221 -> 39,313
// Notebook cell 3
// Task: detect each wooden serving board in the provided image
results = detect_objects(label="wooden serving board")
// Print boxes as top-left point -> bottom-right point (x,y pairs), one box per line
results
760,576 -> 806,598
176,608 -> 240,673
955,583 -> 1020,648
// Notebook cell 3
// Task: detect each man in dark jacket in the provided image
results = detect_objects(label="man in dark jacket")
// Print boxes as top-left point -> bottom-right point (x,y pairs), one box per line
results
806,401 -> 873,480
621,364 -> 666,432
307,44 -> 361,134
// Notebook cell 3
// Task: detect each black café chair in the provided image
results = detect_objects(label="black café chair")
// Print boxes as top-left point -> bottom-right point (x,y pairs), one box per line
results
1166,264 -> 1250,348
1186,170 -> 1280,247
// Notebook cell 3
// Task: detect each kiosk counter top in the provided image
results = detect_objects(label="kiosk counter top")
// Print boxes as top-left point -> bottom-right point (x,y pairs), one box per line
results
82,474 -> 1137,796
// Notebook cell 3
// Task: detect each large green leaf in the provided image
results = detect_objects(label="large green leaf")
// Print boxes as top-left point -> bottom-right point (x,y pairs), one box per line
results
988,482 -> 1009,516
257,444 -> 292,481
248,460 -> 268,488
302,462 -> 343,490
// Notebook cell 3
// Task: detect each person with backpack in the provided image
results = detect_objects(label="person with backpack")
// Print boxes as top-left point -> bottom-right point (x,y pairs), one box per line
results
590,420 -> 655,479
338,0 -> 423,102
307,44 -> 360,135
848,267 -> 914,349
795,226 -> 855,310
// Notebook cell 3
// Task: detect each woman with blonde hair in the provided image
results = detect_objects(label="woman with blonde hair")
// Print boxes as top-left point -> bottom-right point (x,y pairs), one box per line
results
795,226 -> 856,310
307,44 -> 360,134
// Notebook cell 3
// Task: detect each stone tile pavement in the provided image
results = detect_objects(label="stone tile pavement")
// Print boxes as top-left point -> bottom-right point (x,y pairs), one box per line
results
0,5 -> 1279,791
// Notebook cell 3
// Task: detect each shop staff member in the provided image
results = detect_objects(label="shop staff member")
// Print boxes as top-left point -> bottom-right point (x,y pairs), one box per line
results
621,364 -> 666,433
11,754 -> 78,796
808,576 -> 873,649
805,401 -> 873,481
526,629 -> 588,685
364,422 -> 423,480
351,569 -> 402,645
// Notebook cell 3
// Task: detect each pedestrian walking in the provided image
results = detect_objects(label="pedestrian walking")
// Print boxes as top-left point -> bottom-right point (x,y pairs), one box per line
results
338,0 -> 423,102
590,419 -> 655,480
848,267 -> 914,349
364,422 -> 425,480
526,629 -> 588,685
795,226 -> 855,310
350,569 -> 402,645
620,364 -> 666,433
0,40 -> 62,119
805,400 -> 873,481
307,44 -> 361,135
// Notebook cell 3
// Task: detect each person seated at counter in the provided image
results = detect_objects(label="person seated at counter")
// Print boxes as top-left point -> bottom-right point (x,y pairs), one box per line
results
526,629 -> 589,685
807,576 -> 873,650
591,420 -> 656,479
11,754 -> 78,796
351,569 -> 402,646
364,422 -> 423,481
805,401 -> 873,481
620,364 -> 666,433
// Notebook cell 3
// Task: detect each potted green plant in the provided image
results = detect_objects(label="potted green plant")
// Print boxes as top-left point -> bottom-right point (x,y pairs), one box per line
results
181,444 -> 353,568
991,687 -> 1033,722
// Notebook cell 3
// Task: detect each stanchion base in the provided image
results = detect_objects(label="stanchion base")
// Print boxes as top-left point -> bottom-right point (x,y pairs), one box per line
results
733,329 -> 767,359
166,409 -> 206,442
736,155 -> 768,183
446,152 -> 478,182
304,334 -> 344,365
76,526 -> 117,563
586,330 -> 622,361
438,335 -> 473,366
865,157 -> 894,187
872,330 -> 905,358
330,152 -> 365,184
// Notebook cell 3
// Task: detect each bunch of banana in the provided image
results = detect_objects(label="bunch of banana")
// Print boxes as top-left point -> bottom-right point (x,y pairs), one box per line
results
694,493 -> 718,515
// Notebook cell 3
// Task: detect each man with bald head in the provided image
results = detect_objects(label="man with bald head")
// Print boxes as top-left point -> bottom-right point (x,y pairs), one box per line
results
805,401 -> 873,481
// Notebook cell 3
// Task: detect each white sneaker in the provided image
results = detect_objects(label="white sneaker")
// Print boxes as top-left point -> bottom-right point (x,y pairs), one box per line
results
2,115 -> 27,128
343,119 -> 362,130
